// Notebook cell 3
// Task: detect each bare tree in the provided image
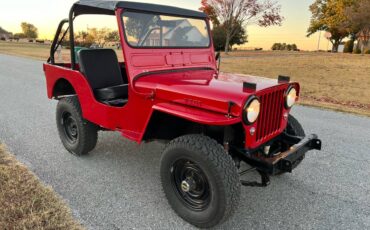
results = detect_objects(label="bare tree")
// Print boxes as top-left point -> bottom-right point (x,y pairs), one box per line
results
203,0 -> 283,53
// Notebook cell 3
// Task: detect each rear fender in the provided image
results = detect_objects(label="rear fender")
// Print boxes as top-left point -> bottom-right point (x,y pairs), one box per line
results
43,63 -> 105,124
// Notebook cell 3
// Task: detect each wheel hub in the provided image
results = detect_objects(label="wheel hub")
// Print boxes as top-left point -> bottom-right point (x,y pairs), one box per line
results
171,159 -> 211,211
181,178 -> 196,192
62,112 -> 78,143
181,180 -> 190,192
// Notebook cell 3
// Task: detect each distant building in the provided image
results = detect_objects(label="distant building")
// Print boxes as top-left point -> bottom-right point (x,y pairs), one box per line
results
0,27 -> 12,40
337,42 -> 345,53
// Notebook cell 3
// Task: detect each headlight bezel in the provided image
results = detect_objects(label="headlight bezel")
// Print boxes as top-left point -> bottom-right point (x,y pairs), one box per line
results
285,85 -> 298,109
242,96 -> 261,125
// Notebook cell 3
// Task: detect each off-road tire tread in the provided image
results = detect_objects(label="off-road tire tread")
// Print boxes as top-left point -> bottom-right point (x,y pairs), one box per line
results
56,97 -> 98,155
160,134 -> 241,228
277,115 -> 306,175
287,115 -> 305,137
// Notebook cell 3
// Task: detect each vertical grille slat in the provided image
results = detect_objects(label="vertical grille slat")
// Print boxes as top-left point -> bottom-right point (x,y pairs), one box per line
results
273,91 -> 279,132
271,91 -> 277,133
268,92 -> 275,134
256,86 -> 286,143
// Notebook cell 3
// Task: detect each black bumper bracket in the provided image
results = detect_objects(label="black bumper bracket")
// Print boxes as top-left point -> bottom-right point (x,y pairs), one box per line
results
239,134 -> 322,176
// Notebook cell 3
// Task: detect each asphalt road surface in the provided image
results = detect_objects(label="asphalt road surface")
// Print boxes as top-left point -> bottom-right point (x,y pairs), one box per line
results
0,54 -> 369,230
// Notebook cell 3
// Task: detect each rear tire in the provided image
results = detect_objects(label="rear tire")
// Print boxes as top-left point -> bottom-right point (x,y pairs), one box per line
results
56,97 -> 98,156
160,134 -> 240,228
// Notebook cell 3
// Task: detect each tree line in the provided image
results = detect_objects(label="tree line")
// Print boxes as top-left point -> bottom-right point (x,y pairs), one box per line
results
271,43 -> 298,51
307,0 -> 370,53
73,28 -> 119,48
10,22 -> 39,40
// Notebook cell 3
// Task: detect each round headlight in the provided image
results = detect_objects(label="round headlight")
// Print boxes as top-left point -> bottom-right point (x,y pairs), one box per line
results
243,97 -> 260,124
286,87 -> 297,108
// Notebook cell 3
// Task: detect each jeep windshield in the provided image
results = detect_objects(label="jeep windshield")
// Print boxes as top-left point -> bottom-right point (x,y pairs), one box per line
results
122,11 -> 210,48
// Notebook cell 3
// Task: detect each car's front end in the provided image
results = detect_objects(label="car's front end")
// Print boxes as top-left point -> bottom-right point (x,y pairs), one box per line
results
134,68 -> 321,177
231,76 -> 322,176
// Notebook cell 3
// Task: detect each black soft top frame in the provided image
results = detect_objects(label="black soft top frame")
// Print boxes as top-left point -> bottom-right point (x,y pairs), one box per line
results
65,1 -> 207,69
73,0 -> 207,18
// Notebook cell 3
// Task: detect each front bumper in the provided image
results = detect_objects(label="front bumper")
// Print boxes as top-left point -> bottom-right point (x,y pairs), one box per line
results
241,134 -> 322,175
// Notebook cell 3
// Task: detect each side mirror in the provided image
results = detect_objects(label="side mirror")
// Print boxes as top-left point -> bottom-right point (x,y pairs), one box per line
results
215,52 -> 221,61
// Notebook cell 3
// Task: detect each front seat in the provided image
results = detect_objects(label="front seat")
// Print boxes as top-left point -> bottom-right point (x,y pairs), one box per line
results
78,49 -> 128,106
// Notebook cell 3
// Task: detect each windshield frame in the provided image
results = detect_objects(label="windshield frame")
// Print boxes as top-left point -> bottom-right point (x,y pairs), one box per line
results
120,9 -> 212,49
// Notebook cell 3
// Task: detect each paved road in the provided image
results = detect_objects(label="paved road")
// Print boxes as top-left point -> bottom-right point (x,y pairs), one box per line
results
0,54 -> 369,230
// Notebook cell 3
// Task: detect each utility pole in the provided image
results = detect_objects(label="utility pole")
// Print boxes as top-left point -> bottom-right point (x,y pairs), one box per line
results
317,30 -> 322,51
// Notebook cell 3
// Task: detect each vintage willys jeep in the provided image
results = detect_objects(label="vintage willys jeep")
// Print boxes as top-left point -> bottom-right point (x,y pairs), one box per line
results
44,1 -> 321,227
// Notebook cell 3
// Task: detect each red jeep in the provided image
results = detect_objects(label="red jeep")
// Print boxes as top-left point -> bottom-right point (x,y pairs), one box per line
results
43,1 -> 321,227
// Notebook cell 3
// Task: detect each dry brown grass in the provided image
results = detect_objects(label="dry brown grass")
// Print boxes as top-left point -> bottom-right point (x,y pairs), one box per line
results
1,41 -> 370,116
0,144 -> 84,230
0,41 -> 51,60
222,51 -> 370,116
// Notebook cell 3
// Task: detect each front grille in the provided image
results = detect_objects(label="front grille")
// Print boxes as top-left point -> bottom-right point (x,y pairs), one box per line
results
256,86 -> 286,143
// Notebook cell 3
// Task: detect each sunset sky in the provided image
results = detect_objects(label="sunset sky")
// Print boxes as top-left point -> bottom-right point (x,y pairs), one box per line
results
0,0 -> 329,51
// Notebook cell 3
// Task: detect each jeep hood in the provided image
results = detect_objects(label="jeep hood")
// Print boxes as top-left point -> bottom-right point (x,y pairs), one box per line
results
134,69 -> 284,116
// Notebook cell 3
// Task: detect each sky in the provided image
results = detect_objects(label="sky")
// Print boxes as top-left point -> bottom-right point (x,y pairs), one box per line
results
0,0 -> 328,51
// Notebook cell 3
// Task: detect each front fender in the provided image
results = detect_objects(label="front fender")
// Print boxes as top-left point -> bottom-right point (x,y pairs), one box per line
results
152,102 -> 241,126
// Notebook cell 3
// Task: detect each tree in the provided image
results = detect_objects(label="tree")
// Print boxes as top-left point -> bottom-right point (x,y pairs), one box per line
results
307,0 -> 355,52
201,0 -> 283,53
199,0 -> 220,25
343,40 -> 354,53
271,43 -> 298,51
345,0 -> 370,53
125,14 -> 157,43
20,22 -> 38,39
105,31 -> 119,42
13,33 -> 26,39
77,31 -> 88,42
212,23 -> 248,51
271,43 -> 281,50
86,27 -> 110,47
291,44 -> 298,51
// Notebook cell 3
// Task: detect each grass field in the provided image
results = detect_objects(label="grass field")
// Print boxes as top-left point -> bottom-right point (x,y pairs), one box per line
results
1,41 -> 370,116
222,51 -> 370,116
0,144 -> 83,229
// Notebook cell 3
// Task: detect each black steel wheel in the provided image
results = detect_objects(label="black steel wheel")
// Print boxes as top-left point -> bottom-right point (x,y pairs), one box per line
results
61,111 -> 78,144
56,97 -> 98,156
171,159 -> 211,211
160,134 -> 240,228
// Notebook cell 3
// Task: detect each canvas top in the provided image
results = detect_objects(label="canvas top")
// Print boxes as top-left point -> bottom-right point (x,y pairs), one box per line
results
73,0 -> 207,18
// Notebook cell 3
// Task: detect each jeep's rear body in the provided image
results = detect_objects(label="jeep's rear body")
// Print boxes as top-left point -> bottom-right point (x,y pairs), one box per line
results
44,1 -> 320,176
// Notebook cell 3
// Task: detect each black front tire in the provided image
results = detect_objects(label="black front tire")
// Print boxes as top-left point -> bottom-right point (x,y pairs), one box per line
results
56,97 -> 98,156
286,115 -> 305,137
160,134 -> 241,228
277,114 -> 306,175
